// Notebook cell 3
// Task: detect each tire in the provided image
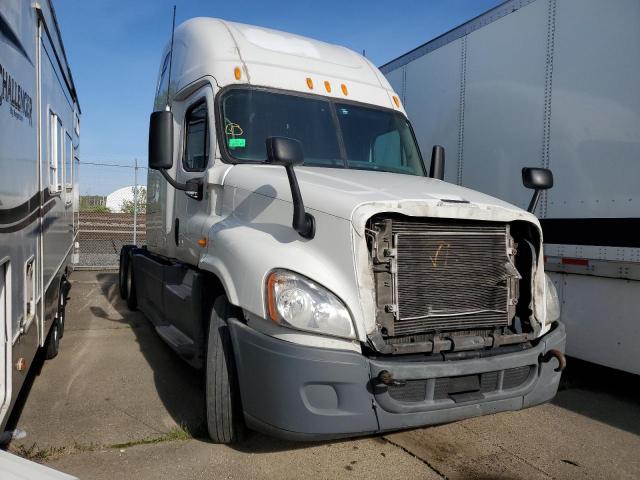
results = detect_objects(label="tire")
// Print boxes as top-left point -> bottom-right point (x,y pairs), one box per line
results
205,296 -> 246,444
57,287 -> 66,339
126,257 -> 137,311
119,245 -> 134,300
45,318 -> 60,360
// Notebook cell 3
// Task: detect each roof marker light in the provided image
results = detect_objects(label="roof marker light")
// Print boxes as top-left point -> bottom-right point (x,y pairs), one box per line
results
234,67 -> 242,80
324,81 -> 332,93
306,77 -> 314,89
341,83 -> 348,95
393,95 -> 401,108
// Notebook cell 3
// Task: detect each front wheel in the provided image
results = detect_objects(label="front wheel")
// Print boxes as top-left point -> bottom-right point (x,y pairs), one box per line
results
205,296 -> 246,444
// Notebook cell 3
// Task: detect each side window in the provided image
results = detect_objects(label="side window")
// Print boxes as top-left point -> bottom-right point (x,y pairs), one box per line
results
154,53 -> 171,110
49,111 -> 62,192
65,132 -> 73,189
183,101 -> 209,172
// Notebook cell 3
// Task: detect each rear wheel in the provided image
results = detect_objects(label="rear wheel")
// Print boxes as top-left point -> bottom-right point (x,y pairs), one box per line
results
205,296 -> 246,444
58,278 -> 69,338
119,245 -> 135,300
45,318 -> 60,360
126,258 -> 137,311
57,289 -> 66,338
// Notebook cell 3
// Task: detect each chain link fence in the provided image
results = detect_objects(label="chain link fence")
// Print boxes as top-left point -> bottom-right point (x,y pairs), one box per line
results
76,160 -> 146,269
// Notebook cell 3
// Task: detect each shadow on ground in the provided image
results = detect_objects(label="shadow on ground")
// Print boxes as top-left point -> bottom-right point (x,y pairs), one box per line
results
554,357 -> 640,436
93,272 -> 333,454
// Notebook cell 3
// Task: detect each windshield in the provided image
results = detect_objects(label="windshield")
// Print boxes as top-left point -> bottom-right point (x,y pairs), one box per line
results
220,88 -> 424,176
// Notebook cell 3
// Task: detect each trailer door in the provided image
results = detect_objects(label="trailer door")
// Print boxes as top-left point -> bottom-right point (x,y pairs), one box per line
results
0,259 -> 10,424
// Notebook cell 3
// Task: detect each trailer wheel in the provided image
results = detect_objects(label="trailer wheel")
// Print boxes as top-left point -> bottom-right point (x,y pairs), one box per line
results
119,245 -> 135,300
45,318 -> 60,360
205,296 -> 246,444
57,288 -> 66,339
126,258 -> 137,311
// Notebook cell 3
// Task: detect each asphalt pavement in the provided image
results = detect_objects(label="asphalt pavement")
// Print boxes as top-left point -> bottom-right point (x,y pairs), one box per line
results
5,271 -> 640,479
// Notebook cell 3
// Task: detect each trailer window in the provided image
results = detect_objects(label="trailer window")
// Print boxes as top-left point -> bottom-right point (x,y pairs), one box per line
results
219,88 -> 424,176
183,101 -> 209,172
49,111 -> 63,192
65,132 -> 73,189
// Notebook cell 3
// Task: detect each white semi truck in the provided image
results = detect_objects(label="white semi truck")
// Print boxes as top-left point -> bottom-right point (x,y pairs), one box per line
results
120,17 -> 566,443
381,0 -> 640,375
1,0 -> 79,433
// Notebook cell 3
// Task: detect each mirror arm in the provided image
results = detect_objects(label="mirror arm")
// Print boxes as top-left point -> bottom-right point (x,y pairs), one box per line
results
159,168 -> 203,200
284,165 -> 315,239
527,189 -> 541,213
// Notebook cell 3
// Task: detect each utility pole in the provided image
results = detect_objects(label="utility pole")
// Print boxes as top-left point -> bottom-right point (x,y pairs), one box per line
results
133,158 -> 138,245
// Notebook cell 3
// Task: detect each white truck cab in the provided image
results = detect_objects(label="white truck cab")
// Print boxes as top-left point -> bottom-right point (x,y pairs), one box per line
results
120,18 -> 566,442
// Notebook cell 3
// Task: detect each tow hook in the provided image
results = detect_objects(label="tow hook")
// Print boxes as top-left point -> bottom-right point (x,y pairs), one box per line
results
541,349 -> 566,372
376,370 -> 407,387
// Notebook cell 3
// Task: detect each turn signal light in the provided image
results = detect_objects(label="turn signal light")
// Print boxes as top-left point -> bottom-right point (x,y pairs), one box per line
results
198,238 -> 207,247
266,272 -> 280,322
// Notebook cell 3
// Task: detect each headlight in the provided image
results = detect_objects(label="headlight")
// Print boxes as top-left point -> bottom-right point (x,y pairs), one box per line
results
266,270 -> 356,339
544,273 -> 560,324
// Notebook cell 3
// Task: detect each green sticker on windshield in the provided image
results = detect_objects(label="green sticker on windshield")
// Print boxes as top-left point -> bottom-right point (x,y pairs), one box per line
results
228,138 -> 246,148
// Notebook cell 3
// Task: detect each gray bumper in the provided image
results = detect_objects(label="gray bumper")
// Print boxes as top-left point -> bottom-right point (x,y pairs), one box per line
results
229,320 -> 566,441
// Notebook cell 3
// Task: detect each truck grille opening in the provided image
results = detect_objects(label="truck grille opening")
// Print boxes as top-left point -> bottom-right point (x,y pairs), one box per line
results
368,216 -> 521,345
387,366 -> 532,403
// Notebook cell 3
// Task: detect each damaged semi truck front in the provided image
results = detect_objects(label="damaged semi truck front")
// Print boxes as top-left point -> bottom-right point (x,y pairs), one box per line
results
119,18 -> 566,443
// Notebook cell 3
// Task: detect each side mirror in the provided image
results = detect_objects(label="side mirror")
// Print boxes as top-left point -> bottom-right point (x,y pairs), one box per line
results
148,111 -> 174,170
148,110 -> 203,200
266,136 -> 304,167
265,137 -> 314,239
522,167 -> 553,213
429,145 -> 445,180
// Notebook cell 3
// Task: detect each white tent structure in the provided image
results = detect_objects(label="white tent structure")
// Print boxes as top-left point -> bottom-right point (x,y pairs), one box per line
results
106,186 -> 146,213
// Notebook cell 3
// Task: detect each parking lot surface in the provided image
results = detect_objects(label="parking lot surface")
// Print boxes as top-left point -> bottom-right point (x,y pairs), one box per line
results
6,271 -> 640,479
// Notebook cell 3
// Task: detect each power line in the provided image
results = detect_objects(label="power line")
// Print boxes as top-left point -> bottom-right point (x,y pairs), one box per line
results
81,161 -> 148,169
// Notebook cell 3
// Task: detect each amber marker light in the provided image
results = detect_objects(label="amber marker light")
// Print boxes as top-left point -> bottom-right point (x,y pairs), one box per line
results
393,95 -> 401,108
266,272 -> 280,322
198,238 -> 207,247
341,83 -> 348,95
324,80 -> 332,93
306,77 -> 314,89
234,66 -> 242,80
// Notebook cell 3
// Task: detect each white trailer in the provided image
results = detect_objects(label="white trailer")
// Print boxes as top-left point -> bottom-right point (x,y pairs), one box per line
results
381,0 -> 640,374
1,0 -> 80,431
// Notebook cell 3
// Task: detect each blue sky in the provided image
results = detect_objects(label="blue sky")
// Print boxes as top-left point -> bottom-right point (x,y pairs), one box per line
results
54,0 -> 501,195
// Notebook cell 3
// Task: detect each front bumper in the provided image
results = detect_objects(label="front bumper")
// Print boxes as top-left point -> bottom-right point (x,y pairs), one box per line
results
229,320 -> 566,441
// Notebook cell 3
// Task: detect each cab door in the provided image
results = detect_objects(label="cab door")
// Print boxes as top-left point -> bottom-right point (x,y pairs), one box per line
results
173,84 -> 215,265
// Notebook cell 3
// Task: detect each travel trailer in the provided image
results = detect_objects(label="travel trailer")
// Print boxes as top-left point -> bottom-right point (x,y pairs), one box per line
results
381,0 -> 640,375
120,17 -> 566,443
1,0 -> 80,431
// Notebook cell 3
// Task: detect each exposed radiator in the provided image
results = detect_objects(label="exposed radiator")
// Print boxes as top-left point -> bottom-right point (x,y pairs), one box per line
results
371,218 -> 519,337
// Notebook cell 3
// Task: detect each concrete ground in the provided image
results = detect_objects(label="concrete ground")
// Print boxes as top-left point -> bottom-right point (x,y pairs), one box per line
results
5,271 -> 640,479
